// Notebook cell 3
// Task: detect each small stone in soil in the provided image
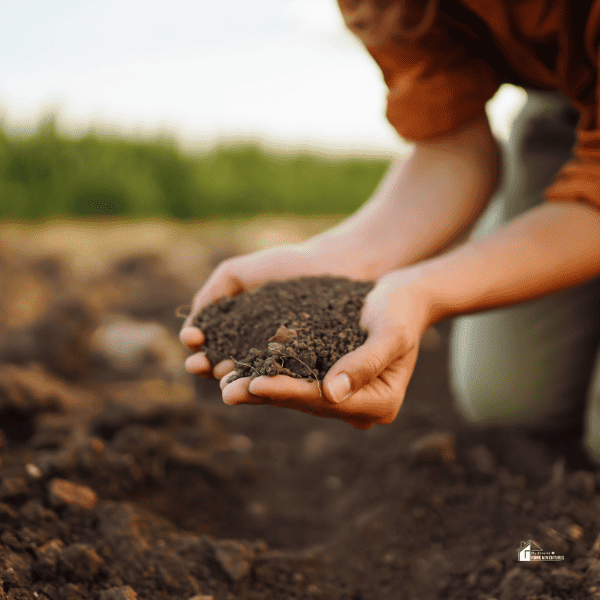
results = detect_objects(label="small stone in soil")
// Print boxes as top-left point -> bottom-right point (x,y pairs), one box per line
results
99,586 -> 138,600
47,478 -> 98,510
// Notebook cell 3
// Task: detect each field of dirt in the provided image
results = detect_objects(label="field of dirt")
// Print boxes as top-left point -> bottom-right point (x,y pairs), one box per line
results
1,217 -> 600,600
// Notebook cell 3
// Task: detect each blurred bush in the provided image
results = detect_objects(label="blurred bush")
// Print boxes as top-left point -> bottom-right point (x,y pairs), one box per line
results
0,114 -> 391,220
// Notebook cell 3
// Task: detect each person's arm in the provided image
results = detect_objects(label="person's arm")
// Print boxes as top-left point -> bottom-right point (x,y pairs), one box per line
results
412,199 -> 600,327
300,111 -> 501,280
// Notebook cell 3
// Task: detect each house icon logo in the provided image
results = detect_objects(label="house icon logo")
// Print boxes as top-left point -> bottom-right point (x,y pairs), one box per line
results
518,540 -> 543,561
517,540 -> 564,562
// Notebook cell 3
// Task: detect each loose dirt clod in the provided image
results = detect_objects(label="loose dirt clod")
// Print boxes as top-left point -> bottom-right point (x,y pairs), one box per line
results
47,478 -> 99,510
99,587 -> 138,600
193,276 -> 374,383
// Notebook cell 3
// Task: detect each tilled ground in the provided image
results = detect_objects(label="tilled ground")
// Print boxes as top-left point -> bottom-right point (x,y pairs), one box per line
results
0,222 -> 600,600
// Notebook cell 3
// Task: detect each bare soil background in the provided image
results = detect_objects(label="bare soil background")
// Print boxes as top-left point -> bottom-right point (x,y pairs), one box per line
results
0,218 -> 599,600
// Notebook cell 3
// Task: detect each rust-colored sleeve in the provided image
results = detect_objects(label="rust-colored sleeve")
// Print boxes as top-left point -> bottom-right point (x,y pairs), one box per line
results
365,24 -> 501,141
544,126 -> 600,211
544,8 -> 600,211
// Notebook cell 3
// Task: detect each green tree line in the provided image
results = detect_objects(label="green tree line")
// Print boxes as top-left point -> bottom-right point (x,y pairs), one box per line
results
0,115 -> 392,219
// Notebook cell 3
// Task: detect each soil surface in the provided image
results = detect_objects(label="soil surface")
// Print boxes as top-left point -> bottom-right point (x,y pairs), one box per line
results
193,276 -> 374,383
1,221 -> 600,600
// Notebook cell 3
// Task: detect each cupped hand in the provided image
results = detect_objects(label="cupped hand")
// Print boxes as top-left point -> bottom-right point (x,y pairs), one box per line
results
180,244 -> 321,379
218,267 -> 433,429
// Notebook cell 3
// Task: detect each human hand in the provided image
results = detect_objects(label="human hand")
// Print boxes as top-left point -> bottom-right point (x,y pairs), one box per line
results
180,244 -> 323,380
218,267 -> 432,429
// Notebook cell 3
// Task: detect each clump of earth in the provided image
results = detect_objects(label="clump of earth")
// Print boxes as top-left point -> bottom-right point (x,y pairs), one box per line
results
193,276 -> 375,383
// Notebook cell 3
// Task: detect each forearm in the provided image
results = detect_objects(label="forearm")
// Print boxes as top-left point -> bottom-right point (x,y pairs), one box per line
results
301,113 -> 501,280
413,200 -> 600,327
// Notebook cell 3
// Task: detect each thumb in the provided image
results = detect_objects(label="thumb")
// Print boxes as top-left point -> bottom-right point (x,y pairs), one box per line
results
323,327 -> 408,404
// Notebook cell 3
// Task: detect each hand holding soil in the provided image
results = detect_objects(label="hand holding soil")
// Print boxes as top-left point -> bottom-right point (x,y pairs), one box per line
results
180,244 -> 322,380
182,263 -> 431,429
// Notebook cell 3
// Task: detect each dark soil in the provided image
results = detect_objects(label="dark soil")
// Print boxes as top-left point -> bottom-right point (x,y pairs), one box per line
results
1,237 -> 600,600
193,276 -> 374,383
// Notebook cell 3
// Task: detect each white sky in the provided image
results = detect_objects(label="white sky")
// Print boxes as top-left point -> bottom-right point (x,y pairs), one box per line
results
0,0 -> 527,155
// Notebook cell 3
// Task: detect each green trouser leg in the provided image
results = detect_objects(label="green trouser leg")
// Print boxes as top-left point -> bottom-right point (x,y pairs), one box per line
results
448,90 -> 600,463
585,353 -> 600,463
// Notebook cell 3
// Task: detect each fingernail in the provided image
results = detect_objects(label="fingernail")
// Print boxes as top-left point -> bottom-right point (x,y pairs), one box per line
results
328,373 -> 352,404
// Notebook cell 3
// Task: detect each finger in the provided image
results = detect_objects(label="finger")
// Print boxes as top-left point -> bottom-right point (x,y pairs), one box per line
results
184,352 -> 212,375
248,376 -> 385,423
179,326 -> 205,349
249,375 -> 384,420
248,375 -> 323,402
323,328 -> 407,404
214,359 -> 236,379
221,375 -> 266,405
220,370 -> 237,390
343,418 -> 375,430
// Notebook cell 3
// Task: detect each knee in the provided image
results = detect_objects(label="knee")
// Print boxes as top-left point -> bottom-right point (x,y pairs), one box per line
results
583,429 -> 600,466
583,374 -> 600,465
449,356 -> 517,426
449,318 -> 554,428
449,319 -> 509,425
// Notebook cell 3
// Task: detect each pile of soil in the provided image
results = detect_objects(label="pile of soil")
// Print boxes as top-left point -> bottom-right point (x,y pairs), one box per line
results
193,276 -> 374,382
0,232 -> 600,600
